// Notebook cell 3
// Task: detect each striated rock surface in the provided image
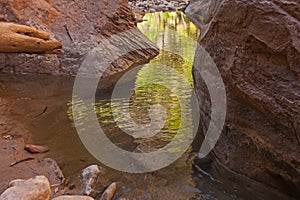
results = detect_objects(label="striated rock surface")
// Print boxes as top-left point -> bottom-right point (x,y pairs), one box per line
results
186,0 -> 300,197
0,0 -> 158,76
0,176 -> 51,200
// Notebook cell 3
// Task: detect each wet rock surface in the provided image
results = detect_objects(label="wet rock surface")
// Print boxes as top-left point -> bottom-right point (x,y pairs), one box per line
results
186,0 -> 300,197
129,0 -> 189,13
80,165 -> 100,196
99,182 -> 116,200
24,144 -> 49,154
53,165 -> 101,197
0,0 -> 159,76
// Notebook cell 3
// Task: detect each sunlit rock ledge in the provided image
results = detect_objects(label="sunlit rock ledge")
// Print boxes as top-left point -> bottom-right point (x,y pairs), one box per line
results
0,0 -> 159,76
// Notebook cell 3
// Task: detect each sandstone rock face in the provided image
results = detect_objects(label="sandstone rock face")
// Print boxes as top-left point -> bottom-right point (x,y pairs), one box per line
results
0,176 -> 51,200
186,0 -> 300,197
0,0 -> 158,76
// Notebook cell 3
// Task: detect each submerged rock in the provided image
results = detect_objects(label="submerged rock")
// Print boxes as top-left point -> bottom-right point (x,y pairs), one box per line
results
53,165 -> 100,197
80,165 -> 100,196
40,158 -> 65,186
100,183 -> 117,200
0,176 -> 51,200
186,0 -> 300,197
24,144 -> 49,154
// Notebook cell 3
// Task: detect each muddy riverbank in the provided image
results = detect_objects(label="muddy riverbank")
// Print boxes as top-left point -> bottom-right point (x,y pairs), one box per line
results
0,97 -> 64,195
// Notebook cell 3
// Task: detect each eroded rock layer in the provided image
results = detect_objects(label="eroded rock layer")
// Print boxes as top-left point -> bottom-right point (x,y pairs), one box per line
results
0,0 -> 158,76
186,0 -> 300,197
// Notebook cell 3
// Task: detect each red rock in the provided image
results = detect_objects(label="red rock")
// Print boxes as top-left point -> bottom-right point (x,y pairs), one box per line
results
25,144 -> 49,153
100,183 -> 117,200
0,0 -> 158,76
186,0 -> 300,197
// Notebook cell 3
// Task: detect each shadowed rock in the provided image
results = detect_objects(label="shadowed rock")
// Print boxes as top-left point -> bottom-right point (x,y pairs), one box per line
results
186,0 -> 300,197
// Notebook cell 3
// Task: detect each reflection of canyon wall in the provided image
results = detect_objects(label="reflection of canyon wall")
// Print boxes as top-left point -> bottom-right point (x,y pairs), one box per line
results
0,0 -> 158,76
186,0 -> 300,197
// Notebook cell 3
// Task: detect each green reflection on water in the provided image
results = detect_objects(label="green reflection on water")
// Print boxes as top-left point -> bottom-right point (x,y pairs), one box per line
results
68,12 -> 199,153
138,12 -> 200,43
138,11 -> 200,85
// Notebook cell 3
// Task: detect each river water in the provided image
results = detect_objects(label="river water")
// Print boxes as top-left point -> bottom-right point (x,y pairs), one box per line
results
0,12 -> 290,200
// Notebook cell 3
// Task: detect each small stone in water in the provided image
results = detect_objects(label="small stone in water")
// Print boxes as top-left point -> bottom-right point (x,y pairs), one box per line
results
80,165 -> 100,196
100,183 -> 117,200
24,144 -> 49,153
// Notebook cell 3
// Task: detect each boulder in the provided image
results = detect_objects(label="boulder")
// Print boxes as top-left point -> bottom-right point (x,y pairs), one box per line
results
0,176 -> 51,200
0,0 -> 158,76
186,0 -> 300,197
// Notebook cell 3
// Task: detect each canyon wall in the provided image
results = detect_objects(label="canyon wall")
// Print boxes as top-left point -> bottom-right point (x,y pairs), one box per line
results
186,0 -> 299,197
0,0 -> 158,76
